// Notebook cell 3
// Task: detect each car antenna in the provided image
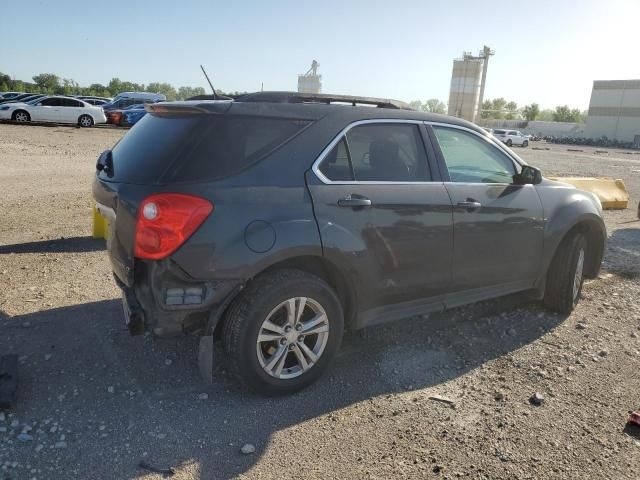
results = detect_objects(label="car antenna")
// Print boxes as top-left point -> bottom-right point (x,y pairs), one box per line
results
200,65 -> 217,100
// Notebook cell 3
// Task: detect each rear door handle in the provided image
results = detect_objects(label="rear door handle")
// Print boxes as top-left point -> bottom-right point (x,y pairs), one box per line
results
338,194 -> 372,207
457,199 -> 482,210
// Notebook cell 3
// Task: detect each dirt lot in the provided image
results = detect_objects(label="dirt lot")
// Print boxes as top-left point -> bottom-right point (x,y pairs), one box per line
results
1,123 -> 640,480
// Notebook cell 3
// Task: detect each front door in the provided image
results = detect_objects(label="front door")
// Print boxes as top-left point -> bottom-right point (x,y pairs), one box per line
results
32,97 -> 60,121
307,122 -> 454,313
429,124 -> 544,293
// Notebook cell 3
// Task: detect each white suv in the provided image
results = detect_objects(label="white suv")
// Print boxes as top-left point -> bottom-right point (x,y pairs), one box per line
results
493,129 -> 529,147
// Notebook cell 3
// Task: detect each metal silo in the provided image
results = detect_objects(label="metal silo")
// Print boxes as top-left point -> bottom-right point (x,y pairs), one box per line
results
298,60 -> 322,94
447,47 -> 494,122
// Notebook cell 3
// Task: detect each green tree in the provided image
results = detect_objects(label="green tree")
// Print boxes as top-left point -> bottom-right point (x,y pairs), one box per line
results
425,98 -> 446,114
523,103 -> 540,121
409,98 -> 446,114
553,105 -> 584,123
146,82 -> 177,101
177,86 -> 206,100
537,109 -> 554,121
32,73 -> 60,93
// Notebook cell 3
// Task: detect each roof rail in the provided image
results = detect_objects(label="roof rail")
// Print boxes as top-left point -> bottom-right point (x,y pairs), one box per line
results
234,91 -> 414,110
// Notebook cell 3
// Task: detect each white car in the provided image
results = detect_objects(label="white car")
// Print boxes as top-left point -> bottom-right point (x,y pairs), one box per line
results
0,95 -> 107,127
493,129 -> 529,147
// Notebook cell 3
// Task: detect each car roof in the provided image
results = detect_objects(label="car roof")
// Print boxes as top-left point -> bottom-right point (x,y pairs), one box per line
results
155,91 -> 485,135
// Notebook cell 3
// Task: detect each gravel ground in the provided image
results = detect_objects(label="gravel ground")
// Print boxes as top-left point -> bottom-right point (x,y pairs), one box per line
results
1,123 -> 640,480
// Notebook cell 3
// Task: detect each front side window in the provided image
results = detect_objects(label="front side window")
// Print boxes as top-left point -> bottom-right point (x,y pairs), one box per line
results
318,123 -> 430,182
433,126 -> 517,184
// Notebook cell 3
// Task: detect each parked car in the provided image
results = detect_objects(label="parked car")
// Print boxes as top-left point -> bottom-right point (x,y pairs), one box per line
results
482,127 -> 494,134
101,92 -> 165,111
105,109 -> 125,126
93,91 -> 606,395
121,104 -> 147,126
0,92 -> 24,100
83,98 -> 110,106
0,95 -> 107,127
493,129 -> 529,147
0,93 -> 41,105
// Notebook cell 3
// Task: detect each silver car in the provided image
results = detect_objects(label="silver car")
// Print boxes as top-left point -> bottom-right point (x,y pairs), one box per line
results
494,129 -> 529,147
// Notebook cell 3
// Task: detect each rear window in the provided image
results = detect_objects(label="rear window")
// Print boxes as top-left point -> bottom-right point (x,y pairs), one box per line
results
101,114 -> 311,184
494,129 -> 506,134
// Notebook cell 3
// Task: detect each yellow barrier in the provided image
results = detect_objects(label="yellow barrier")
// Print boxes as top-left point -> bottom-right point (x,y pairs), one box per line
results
549,177 -> 628,210
92,206 -> 110,240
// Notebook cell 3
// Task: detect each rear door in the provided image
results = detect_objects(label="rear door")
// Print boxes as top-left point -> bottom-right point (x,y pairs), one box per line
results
307,120 -> 453,313
429,124 -> 544,293
59,98 -> 84,123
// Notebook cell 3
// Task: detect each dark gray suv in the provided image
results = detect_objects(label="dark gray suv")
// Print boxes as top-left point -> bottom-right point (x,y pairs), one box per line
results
93,92 -> 606,395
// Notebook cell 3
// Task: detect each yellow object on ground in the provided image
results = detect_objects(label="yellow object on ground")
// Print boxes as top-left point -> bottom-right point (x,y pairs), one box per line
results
92,206 -> 110,239
549,177 -> 628,210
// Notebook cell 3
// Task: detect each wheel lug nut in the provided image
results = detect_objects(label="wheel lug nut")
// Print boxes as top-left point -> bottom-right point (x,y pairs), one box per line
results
279,338 -> 287,345
289,344 -> 295,350
298,335 -> 305,342
284,326 -> 292,333
295,324 -> 302,331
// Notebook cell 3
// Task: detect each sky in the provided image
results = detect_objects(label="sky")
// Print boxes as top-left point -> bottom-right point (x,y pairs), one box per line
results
1,0 -> 639,110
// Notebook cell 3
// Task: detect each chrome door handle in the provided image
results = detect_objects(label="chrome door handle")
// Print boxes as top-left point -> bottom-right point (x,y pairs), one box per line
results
338,195 -> 372,207
457,200 -> 482,210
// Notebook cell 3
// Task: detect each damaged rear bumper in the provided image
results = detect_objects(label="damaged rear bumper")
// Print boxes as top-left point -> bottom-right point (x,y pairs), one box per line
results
114,259 -> 243,337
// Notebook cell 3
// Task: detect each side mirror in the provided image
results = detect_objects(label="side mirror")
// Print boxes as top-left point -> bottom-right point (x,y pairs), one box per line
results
514,165 -> 542,185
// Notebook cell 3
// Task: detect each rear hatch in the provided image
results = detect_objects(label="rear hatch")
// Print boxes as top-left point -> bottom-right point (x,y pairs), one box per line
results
92,101 -> 313,285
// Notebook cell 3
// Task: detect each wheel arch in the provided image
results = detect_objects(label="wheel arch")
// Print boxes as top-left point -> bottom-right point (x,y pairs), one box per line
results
211,254 -> 357,340
547,216 -> 606,280
12,109 -> 30,121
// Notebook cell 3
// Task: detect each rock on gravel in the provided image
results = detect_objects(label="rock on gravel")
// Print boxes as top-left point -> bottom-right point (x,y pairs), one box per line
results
241,443 -> 256,455
529,392 -> 545,406
17,433 -> 33,442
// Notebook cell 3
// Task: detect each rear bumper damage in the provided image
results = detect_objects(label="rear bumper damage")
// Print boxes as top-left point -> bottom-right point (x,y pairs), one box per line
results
115,259 -> 243,337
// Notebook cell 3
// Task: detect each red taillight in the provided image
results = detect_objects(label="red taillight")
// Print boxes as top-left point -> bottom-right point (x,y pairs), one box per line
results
134,193 -> 213,260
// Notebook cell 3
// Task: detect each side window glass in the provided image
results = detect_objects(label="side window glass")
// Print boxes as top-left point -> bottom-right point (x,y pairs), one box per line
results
318,138 -> 353,181
345,124 -> 430,181
433,126 -> 517,184
42,98 -> 59,107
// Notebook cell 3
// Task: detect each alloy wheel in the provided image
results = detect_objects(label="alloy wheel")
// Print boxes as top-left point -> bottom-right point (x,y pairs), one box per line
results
80,116 -> 93,127
15,112 -> 29,122
256,297 -> 329,380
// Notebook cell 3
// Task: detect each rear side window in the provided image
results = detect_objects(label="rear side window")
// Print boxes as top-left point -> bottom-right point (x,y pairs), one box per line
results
318,123 -> 430,182
102,114 -> 311,184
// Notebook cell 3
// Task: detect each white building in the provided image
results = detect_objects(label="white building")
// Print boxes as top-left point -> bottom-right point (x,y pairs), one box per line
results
584,80 -> 640,143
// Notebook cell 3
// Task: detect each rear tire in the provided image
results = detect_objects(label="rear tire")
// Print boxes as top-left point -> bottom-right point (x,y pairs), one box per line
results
12,110 -> 30,123
543,232 -> 587,313
222,269 -> 344,395
78,115 -> 94,128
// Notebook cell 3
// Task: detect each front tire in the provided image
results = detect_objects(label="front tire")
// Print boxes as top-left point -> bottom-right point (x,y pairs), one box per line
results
222,269 -> 344,395
78,114 -> 94,128
506,139 -> 513,147
523,140 -> 529,147
543,232 -> 587,313
12,110 -> 30,123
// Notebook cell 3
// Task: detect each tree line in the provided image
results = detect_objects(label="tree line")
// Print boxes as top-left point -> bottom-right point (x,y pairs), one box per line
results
410,97 -> 587,123
2,72 -> 588,123
0,72 -> 223,101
